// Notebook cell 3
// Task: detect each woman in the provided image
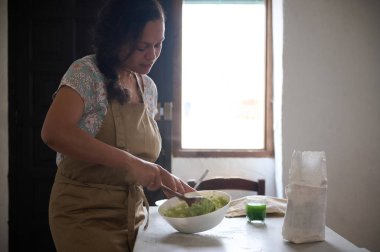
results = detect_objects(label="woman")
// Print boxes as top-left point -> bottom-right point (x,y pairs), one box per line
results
41,0 -> 194,251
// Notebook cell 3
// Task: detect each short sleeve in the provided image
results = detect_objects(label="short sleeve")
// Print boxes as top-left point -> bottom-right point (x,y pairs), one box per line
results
142,75 -> 159,119
55,55 -> 108,136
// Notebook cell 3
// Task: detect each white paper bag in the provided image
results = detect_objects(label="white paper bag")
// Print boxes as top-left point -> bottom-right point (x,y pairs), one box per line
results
282,151 -> 327,243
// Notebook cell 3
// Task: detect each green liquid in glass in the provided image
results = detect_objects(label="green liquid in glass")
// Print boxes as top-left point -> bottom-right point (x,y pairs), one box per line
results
246,203 -> 266,222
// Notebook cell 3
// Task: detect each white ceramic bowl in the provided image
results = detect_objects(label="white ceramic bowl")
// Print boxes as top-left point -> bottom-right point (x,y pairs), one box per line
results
158,190 -> 231,233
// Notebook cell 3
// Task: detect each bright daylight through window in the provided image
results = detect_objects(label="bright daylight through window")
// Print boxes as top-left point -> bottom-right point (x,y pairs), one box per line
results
181,0 -> 269,153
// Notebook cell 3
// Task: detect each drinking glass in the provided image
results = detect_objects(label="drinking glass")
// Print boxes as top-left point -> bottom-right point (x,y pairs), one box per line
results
246,196 -> 266,224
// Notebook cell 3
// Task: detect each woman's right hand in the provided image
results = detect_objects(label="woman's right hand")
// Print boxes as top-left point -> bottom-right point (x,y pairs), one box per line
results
127,158 -> 163,191
128,157 -> 195,196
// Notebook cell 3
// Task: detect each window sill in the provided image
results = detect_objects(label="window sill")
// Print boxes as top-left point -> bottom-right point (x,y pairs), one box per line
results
173,149 -> 274,158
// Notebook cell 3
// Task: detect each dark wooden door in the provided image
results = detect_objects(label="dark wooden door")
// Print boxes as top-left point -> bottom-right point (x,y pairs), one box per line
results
9,0 -> 174,251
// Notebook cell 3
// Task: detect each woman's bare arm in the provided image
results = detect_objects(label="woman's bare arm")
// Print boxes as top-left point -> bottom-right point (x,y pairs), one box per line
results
41,86 -> 163,189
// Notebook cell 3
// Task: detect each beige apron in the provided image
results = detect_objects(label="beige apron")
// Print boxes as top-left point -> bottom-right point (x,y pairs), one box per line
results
49,78 -> 161,252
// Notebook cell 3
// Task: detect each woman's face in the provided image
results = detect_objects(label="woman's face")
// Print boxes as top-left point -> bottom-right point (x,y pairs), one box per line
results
120,19 -> 165,74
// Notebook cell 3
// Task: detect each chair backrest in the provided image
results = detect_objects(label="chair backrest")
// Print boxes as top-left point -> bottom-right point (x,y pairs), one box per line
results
188,177 -> 265,195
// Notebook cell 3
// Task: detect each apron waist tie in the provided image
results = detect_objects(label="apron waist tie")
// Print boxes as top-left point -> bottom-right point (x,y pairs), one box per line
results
127,185 -> 150,250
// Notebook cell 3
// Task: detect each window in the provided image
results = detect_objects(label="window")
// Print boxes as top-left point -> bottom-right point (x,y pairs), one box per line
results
172,0 -> 273,157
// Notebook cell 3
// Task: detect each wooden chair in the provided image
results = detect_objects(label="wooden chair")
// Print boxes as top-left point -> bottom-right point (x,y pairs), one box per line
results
188,177 -> 265,195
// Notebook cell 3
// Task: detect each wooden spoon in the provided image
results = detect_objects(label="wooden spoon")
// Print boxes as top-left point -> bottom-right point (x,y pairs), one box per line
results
160,184 -> 214,209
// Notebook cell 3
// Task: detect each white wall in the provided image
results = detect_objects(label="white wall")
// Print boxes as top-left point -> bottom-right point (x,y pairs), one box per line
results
0,0 -> 8,251
281,0 -> 380,251
272,0 -> 284,198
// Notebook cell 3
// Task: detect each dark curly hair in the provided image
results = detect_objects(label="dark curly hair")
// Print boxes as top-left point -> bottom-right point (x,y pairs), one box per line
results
93,0 -> 165,103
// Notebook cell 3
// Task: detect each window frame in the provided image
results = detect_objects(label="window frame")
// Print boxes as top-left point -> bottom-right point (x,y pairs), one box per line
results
172,0 -> 273,158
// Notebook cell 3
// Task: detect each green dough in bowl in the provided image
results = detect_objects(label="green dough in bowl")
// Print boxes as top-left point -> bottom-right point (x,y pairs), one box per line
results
163,196 -> 228,218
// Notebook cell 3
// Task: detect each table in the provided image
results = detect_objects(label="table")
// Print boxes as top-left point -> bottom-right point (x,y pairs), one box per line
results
134,207 -> 368,252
